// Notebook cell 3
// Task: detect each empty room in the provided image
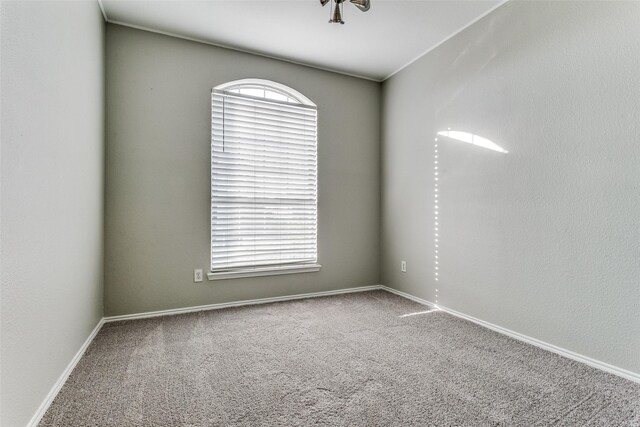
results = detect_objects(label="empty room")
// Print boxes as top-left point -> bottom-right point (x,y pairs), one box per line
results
1,0 -> 639,425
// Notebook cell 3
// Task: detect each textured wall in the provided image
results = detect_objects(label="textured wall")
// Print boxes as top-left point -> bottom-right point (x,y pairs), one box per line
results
0,1 -> 105,425
104,25 -> 381,316
381,1 -> 640,374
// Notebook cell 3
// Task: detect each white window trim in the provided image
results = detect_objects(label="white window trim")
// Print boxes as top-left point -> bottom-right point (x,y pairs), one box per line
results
208,264 -> 321,281
210,79 -> 319,280
215,78 -> 315,106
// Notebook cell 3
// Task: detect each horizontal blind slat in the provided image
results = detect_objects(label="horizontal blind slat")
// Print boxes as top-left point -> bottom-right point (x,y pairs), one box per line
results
212,93 -> 318,114
212,109 -> 316,131
212,118 -> 316,138
211,258 -> 317,271
211,150 -> 316,166
213,159 -> 316,174
213,129 -> 316,145
212,246 -> 317,257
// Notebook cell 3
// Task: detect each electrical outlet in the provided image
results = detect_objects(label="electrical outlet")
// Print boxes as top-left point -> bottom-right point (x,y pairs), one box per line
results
194,269 -> 203,283
401,260 -> 407,273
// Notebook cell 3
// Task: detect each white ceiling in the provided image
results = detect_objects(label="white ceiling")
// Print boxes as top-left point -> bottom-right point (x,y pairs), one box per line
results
100,0 -> 506,81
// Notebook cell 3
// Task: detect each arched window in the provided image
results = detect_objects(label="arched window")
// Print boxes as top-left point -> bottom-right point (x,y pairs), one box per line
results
209,79 -> 319,279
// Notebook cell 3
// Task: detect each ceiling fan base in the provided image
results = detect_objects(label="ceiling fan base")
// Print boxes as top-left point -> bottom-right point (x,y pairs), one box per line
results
322,0 -> 369,24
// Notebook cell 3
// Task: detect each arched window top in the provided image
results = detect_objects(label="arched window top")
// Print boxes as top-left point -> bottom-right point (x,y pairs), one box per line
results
214,79 -> 315,107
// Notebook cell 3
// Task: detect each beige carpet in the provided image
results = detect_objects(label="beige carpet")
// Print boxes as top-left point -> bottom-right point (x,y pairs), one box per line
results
40,290 -> 640,426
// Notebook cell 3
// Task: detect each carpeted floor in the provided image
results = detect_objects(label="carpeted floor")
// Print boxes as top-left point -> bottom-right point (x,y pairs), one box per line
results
40,290 -> 640,426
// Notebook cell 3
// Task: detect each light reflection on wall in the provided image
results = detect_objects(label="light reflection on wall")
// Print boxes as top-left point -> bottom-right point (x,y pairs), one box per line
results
433,138 -> 439,304
433,130 -> 507,306
437,130 -> 508,154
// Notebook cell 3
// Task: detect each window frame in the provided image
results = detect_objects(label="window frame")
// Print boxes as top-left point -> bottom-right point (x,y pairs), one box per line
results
208,79 -> 320,281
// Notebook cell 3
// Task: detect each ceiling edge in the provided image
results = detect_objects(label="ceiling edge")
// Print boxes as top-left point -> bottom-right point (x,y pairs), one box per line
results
100,11 -> 382,82
98,0 -> 510,83
97,0 -> 107,22
382,0 -> 510,81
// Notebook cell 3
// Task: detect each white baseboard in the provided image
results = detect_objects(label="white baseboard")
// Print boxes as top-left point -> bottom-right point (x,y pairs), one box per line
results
27,318 -> 105,427
379,285 -> 640,384
439,303 -> 640,384
103,285 -> 383,323
379,285 -> 437,308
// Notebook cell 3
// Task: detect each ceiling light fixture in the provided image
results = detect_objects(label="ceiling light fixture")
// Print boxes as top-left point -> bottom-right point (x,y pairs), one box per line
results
320,0 -> 370,25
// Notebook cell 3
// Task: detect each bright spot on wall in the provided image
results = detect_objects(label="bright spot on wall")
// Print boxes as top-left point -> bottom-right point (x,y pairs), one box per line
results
399,309 -> 438,318
433,138 -> 439,304
437,130 -> 508,154
431,130 -> 505,307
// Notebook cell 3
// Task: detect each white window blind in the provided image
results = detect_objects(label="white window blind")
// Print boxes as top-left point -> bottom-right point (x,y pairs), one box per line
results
211,87 -> 318,273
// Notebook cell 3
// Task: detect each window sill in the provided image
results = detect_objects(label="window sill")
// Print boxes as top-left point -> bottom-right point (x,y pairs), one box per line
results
207,264 -> 321,281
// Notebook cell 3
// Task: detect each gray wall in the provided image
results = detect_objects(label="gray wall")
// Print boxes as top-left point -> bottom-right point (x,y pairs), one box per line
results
104,25 -> 380,316
381,1 -> 640,374
0,1 -> 105,426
